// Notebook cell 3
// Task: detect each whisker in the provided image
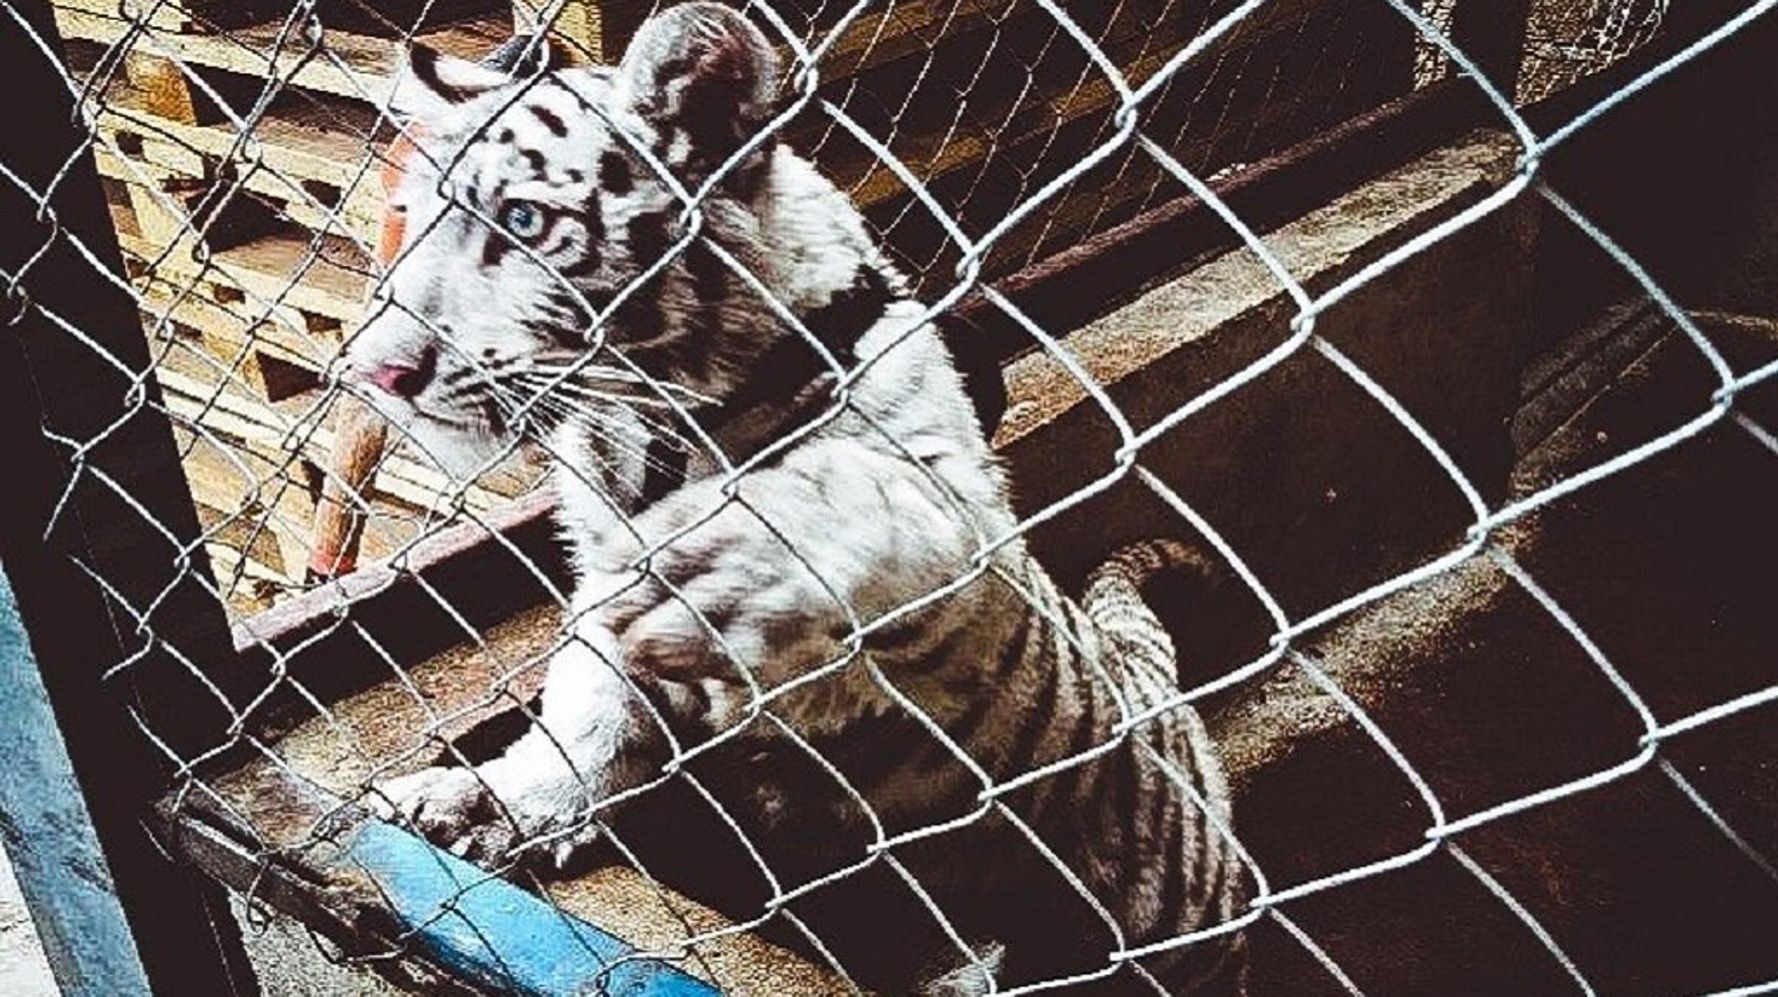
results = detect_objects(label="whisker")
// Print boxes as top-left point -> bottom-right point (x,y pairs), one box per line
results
537,385 -> 700,458
524,358 -> 719,406
484,379 -> 564,441
503,376 -> 701,456
489,367 -> 700,483
543,381 -> 679,411
571,408 -> 691,479
574,442 -> 644,503
519,366 -> 682,405
607,399 -> 699,456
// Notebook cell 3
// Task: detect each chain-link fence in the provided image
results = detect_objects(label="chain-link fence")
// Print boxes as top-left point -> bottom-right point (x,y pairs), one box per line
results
3,0 -> 1776,994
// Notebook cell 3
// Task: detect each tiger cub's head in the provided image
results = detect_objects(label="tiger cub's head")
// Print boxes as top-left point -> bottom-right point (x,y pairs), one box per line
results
343,3 -> 877,476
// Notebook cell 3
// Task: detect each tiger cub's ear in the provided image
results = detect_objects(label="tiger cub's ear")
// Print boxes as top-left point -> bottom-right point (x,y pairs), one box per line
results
390,43 -> 512,124
616,2 -> 781,181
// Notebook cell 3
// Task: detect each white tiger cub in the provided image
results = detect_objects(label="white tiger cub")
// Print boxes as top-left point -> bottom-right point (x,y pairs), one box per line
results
345,4 -> 1246,992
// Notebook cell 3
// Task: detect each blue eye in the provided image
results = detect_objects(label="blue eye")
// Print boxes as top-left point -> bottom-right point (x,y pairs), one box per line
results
499,201 -> 546,240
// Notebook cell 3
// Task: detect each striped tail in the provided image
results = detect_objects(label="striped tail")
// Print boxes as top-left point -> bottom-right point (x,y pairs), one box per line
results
1082,539 -> 1216,693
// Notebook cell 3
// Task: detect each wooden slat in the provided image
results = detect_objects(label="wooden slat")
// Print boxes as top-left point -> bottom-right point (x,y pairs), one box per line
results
56,0 -> 187,30
812,0 -> 1367,283
130,270 -> 341,374
177,423 -> 315,580
122,50 -> 209,123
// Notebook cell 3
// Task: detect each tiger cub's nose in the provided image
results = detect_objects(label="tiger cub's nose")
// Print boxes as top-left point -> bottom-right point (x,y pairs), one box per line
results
364,345 -> 436,399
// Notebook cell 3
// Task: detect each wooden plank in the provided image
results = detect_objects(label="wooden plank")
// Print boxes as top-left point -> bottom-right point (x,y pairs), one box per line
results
63,0 -> 499,33
106,187 -> 343,365
508,0 -> 1011,85
154,358 -> 541,520
107,159 -> 297,257
56,0 -> 185,29
954,81 -> 1486,364
193,492 -> 301,583
994,131 -> 1520,443
228,485 -> 563,697
118,172 -> 190,247
94,136 -> 382,246
158,366 -> 451,594
173,425 -> 421,582
820,0 -> 1004,78
176,418 -> 319,573
123,50 -> 209,124
179,226 -> 372,320
190,324 -> 277,398
809,0 -> 1390,282
130,269 -> 341,374
976,0 -> 1417,277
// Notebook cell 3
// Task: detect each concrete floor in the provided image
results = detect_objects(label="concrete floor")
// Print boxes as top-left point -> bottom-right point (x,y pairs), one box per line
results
229,896 -> 405,997
0,841 -> 403,997
0,846 -> 59,997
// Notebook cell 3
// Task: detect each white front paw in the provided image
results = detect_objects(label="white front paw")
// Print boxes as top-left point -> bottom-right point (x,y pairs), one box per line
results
372,767 -> 506,858
370,765 -> 598,869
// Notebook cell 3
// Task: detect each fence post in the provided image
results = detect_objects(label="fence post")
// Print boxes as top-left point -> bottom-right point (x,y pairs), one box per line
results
0,565 -> 156,997
0,0 -> 262,992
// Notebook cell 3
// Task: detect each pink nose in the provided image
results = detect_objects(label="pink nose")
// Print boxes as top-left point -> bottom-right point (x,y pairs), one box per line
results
364,348 -> 435,399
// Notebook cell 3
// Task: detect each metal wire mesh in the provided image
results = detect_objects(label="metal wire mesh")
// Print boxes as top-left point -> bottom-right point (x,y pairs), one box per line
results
4,0 -> 1777,994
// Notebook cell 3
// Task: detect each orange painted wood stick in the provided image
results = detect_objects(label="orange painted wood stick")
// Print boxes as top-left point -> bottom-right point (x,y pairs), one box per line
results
306,393 -> 389,581
306,130 -> 420,582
